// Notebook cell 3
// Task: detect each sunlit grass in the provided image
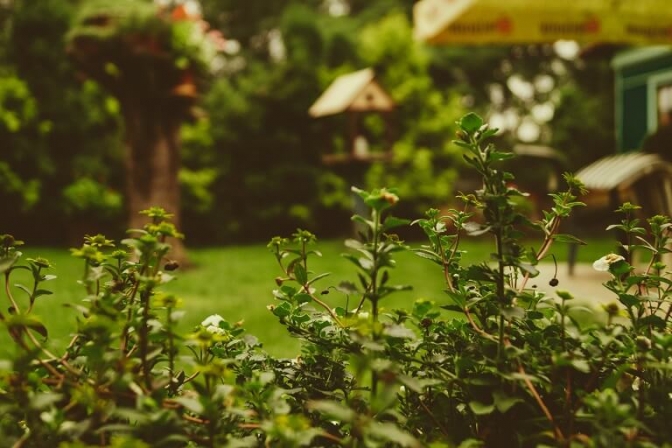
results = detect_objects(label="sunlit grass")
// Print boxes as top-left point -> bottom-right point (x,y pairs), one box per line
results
2,236 -> 617,359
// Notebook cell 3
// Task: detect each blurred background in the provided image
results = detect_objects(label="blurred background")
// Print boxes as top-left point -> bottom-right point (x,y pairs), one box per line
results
2,0 -> 669,248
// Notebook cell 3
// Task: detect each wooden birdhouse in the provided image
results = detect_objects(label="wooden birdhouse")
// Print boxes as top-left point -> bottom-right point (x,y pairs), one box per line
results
309,68 -> 396,165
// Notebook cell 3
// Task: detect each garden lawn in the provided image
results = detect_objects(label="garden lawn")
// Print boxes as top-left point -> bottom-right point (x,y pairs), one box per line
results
3,236 -> 618,358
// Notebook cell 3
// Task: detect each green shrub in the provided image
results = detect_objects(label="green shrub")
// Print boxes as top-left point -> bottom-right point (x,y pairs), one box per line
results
0,113 -> 671,447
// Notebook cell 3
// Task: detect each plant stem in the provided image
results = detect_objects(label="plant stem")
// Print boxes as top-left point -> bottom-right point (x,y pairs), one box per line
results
139,288 -> 152,389
167,306 -> 175,390
4,272 -> 21,315
495,226 -> 506,362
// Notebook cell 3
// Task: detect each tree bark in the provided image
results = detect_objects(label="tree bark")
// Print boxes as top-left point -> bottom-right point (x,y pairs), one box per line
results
123,102 -> 188,265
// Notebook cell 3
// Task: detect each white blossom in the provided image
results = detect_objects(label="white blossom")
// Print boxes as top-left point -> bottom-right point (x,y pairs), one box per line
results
201,314 -> 224,328
205,325 -> 226,336
592,254 -> 625,272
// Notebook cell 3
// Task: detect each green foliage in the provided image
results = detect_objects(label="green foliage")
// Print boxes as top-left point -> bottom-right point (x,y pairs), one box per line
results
4,0 -> 123,242
0,76 -> 50,210
62,177 -> 123,217
68,0 -> 223,85
1,113 -> 670,447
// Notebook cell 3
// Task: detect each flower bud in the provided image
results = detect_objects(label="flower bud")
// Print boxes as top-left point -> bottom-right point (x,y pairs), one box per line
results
164,260 -> 180,271
636,336 -> 652,351
604,302 -> 620,316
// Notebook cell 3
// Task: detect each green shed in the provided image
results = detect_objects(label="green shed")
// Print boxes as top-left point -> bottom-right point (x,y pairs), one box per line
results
612,46 -> 672,152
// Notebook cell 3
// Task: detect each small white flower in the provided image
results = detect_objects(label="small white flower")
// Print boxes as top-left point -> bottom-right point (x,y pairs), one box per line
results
592,253 -> 625,272
206,325 -> 226,336
357,312 -> 370,320
201,314 -> 224,328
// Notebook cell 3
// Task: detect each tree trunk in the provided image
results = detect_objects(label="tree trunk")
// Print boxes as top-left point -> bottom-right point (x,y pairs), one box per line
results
123,104 -> 188,265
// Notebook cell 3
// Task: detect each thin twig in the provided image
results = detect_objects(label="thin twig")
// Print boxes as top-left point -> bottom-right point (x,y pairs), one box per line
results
518,216 -> 562,292
305,289 -> 343,327
419,398 -> 451,438
25,328 -> 82,377
517,362 -> 564,442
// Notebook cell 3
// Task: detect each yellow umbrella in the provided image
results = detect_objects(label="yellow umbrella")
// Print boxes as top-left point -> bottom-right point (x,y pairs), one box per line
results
414,0 -> 672,45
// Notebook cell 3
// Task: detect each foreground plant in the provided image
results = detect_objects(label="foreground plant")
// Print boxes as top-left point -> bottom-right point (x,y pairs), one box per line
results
0,113 -> 670,447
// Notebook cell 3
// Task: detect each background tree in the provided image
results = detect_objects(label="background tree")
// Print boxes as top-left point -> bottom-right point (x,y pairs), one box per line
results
67,0 -> 225,261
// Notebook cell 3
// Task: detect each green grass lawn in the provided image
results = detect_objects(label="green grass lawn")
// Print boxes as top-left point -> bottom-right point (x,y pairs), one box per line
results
4,236 -> 618,358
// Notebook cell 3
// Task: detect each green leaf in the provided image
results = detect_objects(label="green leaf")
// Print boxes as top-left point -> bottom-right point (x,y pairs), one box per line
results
412,299 -> 435,318
379,284 -> 412,295
271,301 -> 292,318
444,289 -> 467,308
381,270 -> 389,286
639,314 -> 666,329
492,390 -> 523,413
457,439 -> 485,448
466,264 -> 496,282
336,281 -> 358,295
450,139 -> 470,150
618,294 -> 640,308
556,290 -> 574,301
489,151 -> 516,162
293,313 -> 311,324
306,272 -> 330,287
501,306 -> 525,320
570,359 -> 590,373
308,400 -> 355,422
351,214 -> 374,230
293,263 -> 307,284
397,375 -> 442,393
30,392 -> 63,410
553,234 -> 587,245
14,283 -> 31,297
440,304 -> 464,313
610,260 -> 631,276
366,422 -> 419,447
20,315 -> 48,339
468,400 -> 495,415
173,397 -> 204,415
344,238 -> 365,251
33,289 -> 53,299
294,293 -> 312,305
412,248 -> 443,264
382,216 -> 411,232
515,262 -> 539,276
460,113 -> 484,133
0,254 -> 20,275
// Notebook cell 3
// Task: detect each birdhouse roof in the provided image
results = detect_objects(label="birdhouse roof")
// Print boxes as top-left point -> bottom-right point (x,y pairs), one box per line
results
309,68 -> 395,117
576,152 -> 672,191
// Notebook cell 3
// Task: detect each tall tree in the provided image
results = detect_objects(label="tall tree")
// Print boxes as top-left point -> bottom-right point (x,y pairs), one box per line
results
67,0 -> 225,260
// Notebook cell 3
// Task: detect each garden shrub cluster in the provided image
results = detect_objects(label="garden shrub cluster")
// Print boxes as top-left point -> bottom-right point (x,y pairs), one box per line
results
1,113 -> 671,447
